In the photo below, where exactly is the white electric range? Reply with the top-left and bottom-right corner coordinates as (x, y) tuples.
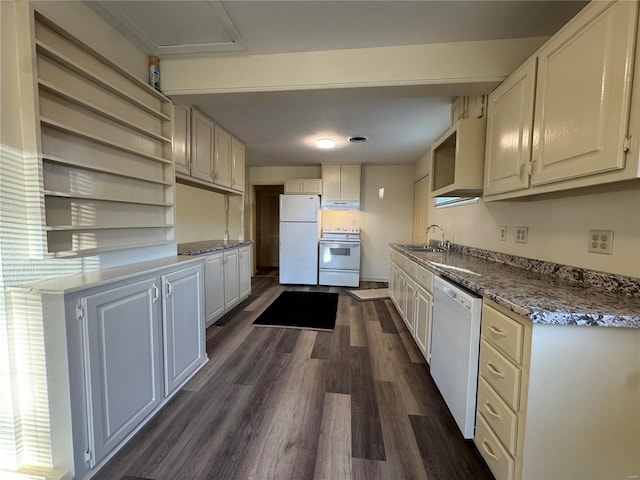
(319, 226), (361, 287)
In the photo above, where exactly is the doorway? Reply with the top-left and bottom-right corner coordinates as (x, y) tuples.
(255, 185), (284, 274)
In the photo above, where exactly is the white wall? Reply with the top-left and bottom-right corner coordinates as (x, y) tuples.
(247, 164), (413, 281)
(322, 165), (415, 281)
(162, 36), (548, 95)
(426, 183), (640, 278)
(175, 184), (241, 243)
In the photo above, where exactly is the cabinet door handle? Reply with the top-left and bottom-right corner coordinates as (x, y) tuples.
(152, 285), (159, 302)
(481, 439), (500, 462)
(488, 324), (507, 337)
(518, 163), (526, 180)
(166, 281), (173, 296)
(483, 401), (502, 420)
(486, 362), (505, 378)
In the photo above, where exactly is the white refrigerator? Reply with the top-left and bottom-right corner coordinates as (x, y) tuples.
(279, 194), (320, 285)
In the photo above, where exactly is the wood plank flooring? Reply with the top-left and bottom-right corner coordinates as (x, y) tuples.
(93, 277), (494, 480)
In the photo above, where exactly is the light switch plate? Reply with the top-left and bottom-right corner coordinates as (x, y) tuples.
(588, 230), (613, 255)
(515, 226), (528, 244)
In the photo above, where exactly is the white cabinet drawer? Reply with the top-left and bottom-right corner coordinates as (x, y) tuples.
(482, 304), (524, 364)
(477, 376), (518, 454)
(480, 339), (521, 410)
(476, 414), (515, 480)
(414, 264), (434, 293)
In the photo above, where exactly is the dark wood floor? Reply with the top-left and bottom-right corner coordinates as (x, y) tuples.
(94, 277), (494, 480)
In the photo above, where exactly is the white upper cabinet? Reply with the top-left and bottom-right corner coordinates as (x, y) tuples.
(172, 104), (190, 176)
(214, 124), (232, 189)
(284, 178), (322, 194)
(175, 108), (246, 194)
(430, 118), (486, 197)
(231, 136), (245, 193)
(340, 164), (361, 201)
(321, 164), (361, 208)
(190, 108), (215, 183)
(484, 59), (537, 196)
(531, 0), (637, 186)
(484, 0), (640, 201)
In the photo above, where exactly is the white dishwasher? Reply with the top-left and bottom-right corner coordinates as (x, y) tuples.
(431, 276), (482, 439)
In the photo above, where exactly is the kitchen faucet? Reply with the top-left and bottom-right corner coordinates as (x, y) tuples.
(425, 224), (447, 251)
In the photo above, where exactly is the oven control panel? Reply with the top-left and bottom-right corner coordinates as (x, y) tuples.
(322, 226), (360, 234)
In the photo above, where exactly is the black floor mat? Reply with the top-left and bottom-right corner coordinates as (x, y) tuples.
(253, 291), (339, 331)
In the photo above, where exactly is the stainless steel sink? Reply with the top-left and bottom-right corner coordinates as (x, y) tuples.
(402, 244), (442, 253)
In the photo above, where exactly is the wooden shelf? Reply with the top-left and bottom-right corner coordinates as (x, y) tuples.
(40, 117), (172, 165)
(38, 80), (171, 143)
(34, 12), (175, 257)
(42, 154), (172, 186)
(50, 240), (173, 258)
(44, 190), (173, 207)
(46, 225), (172, 232)
(35, 41), (171, 121)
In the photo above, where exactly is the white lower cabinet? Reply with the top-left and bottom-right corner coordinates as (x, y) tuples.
(203, 245), (252, 327)
(389, 249), (434, 364)
(239, 245), (252, 299)
(414, 285), (433, 361)
(477, 300), (640, 480)
(404, 277), (417, 335)
(81, 263), (205, 469)
(82, 277), (163, 467)
(205, 253), (225, 323)
(223, 248), (240, 309)
(161, 265), (205, 395)
(24, 259), (207, 478)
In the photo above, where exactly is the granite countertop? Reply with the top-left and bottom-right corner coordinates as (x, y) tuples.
(178, 240), (253, 256)
(391, 244), (640, 328)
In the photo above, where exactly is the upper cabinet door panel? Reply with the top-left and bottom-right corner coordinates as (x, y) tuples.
(321, 164), (341, 201)
(231, 137), (245, 193)
(172, 104), (190, 176)
(484, 58), (537, 196)
(191, 109), (214, 183)
(214, 126), (232, 188)
(340, 164), (361, 201)
(531, 0), (638, 186)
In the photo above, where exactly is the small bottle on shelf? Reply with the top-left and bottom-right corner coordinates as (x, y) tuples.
(149, 55), (160, 90)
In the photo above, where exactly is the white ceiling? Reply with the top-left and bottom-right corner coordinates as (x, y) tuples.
(90, 0), (587, 167)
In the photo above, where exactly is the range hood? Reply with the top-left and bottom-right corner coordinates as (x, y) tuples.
(321, 200), (360, 211)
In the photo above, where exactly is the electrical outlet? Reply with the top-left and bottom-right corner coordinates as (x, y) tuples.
(515, 226), (528, 244)
(588, 230), (613, 255)
(499, 226), (507, 241)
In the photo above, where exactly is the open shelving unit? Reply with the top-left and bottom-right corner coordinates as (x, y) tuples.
(33, 12), (175, 257)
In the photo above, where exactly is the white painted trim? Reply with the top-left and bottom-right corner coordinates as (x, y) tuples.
(87, 1), (246, 58)
(163, 36), (548, 95)
(436, 197), (480, 209)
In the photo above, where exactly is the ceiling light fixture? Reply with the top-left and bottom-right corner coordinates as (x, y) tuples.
(315, 138), (336, 149)
(349, 136), (368, 143)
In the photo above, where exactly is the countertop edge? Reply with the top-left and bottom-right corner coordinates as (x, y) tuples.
(9, 255), (205, 295)
(390, 244), (640, 329)
(177, 240), (254, 256)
